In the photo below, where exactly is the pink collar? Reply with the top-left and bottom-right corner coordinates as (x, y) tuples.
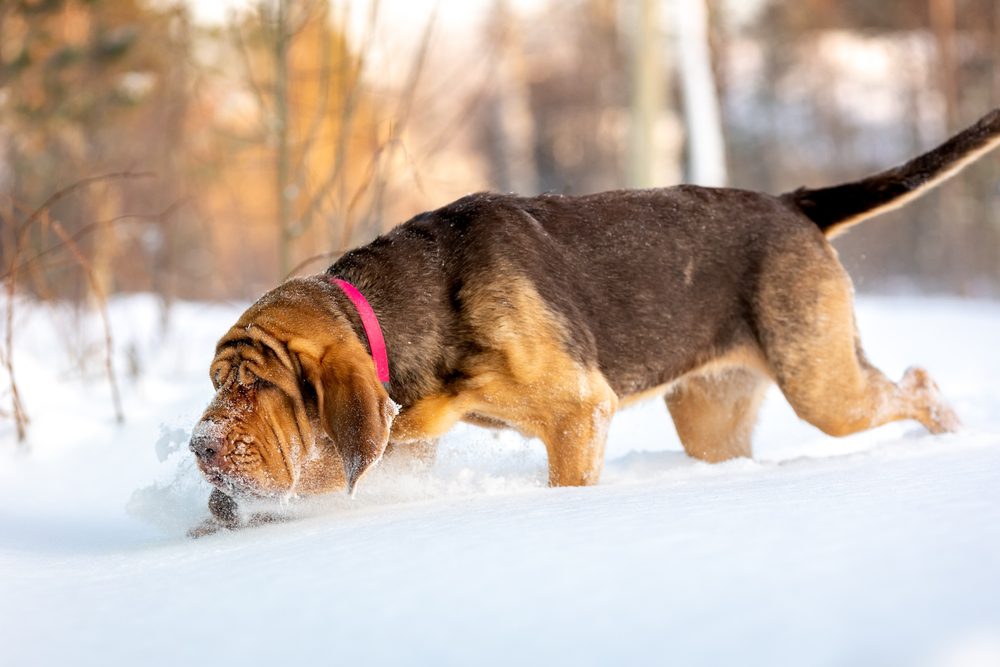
(328, 277), (391, 390)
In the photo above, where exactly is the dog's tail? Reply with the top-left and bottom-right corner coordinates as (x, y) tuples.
(781, 109), (1000, 238)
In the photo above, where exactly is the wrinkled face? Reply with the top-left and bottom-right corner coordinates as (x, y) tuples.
(189, 278), (395, 499)
(190, 329), (316, 498)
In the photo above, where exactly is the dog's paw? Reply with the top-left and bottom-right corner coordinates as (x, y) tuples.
(927, 402), (962, 434)
(247, 512), (289, 527)
(187, 518), (230, 539)
(187, 489), (243, 538)
(208, 488), (241, 526)
(901, 366), (962, 434)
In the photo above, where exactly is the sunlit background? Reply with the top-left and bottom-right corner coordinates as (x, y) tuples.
(2, 0), (998, 305)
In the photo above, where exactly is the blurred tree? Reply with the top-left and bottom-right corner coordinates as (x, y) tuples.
(210, 0), (414, 285)
(523, 0), (628, 194)
(2, 0), (998, 304)
(627, 0), (668, 188)
(0, 0), (190, 301)
(478, 0), (537, 194)
(721, 0), (1000, 294)
(671, 0), (727, 186)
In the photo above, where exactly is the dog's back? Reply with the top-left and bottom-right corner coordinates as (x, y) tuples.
(405, 187), (809, 397)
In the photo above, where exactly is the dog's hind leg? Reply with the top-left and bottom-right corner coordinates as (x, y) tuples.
(756, 239), (960, 437)
(666, 368), (769, 462)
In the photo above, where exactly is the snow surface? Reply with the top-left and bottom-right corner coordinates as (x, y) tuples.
(2, 294), (1000, 666)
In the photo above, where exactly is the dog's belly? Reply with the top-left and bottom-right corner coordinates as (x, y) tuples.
(616, 342), (772, 407)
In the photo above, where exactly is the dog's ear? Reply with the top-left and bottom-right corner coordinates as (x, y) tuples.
(313, 349), (396, 495)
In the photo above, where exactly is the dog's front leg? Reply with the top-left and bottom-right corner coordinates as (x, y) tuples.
(390, 394), (470, 443)
(187, 488), (241, 538)
(478, 367), (621, 487)
(384, 439), (438, 470)
(539, 389), (618, 487)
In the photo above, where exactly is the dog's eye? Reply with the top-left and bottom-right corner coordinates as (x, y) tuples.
(300, 379), (317, 404)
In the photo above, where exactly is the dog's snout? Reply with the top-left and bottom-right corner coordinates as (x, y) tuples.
(190, 433), (220, 463)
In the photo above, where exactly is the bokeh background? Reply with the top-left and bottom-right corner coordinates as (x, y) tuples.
(4, 0), (1000, 298)
(2, 0), (999, 440)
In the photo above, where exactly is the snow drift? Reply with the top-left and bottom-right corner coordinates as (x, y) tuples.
(1, 294), (999, 666)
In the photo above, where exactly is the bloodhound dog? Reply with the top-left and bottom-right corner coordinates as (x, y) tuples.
(188, 109), (1000, 535)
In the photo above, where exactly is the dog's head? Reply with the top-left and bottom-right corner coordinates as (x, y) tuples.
(190, 277), (396, 498)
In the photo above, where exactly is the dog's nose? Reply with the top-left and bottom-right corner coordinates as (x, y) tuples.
(189, 433), (220, 464)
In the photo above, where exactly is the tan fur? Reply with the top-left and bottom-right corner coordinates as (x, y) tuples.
(667, 369), (769, 462)
(656, 239), (960, 462)
(754, 235), (959, 439)
(195, 282), (403, 499)
(391, 275), (618, 486)
(194, 239), (960, 507)
(195, 275), (623, 499)
(656, 242), (959, 464)
(188, 112), (999, 535)
(656, 238), (960, 464)
(656, 345), (771, 462)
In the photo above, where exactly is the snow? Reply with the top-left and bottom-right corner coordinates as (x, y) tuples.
(2, 294), (1000, 666)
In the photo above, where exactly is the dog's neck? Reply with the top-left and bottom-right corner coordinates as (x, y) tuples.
(327, 277), (391, 392)
(325, 230), (460, 408)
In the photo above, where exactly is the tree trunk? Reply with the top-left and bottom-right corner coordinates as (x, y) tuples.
(671, 0), (727, 186)
(929, 0), (966, 292)
(275, 0), (293, 280)
(628, 0), (668, 188)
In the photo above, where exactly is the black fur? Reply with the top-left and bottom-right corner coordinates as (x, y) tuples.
(328, 187), (818, 403)
(783, 109), (1000, 233)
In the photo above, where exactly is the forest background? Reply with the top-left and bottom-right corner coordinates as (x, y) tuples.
(2, 0), (999, 440)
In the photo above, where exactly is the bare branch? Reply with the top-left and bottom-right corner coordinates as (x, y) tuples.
(293, 4), (333, 176)
(290, 0), (383, 240)
(283, 249), (350, 281)
(13, 171), (155, 244)
(2, 262), (29, 443)
(1, 172), (151, 443)
(363, 9), (438, 233)
(230, 19), (273, 122)
(49, 221), (125, 425)
(1, 202), (184, 282)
